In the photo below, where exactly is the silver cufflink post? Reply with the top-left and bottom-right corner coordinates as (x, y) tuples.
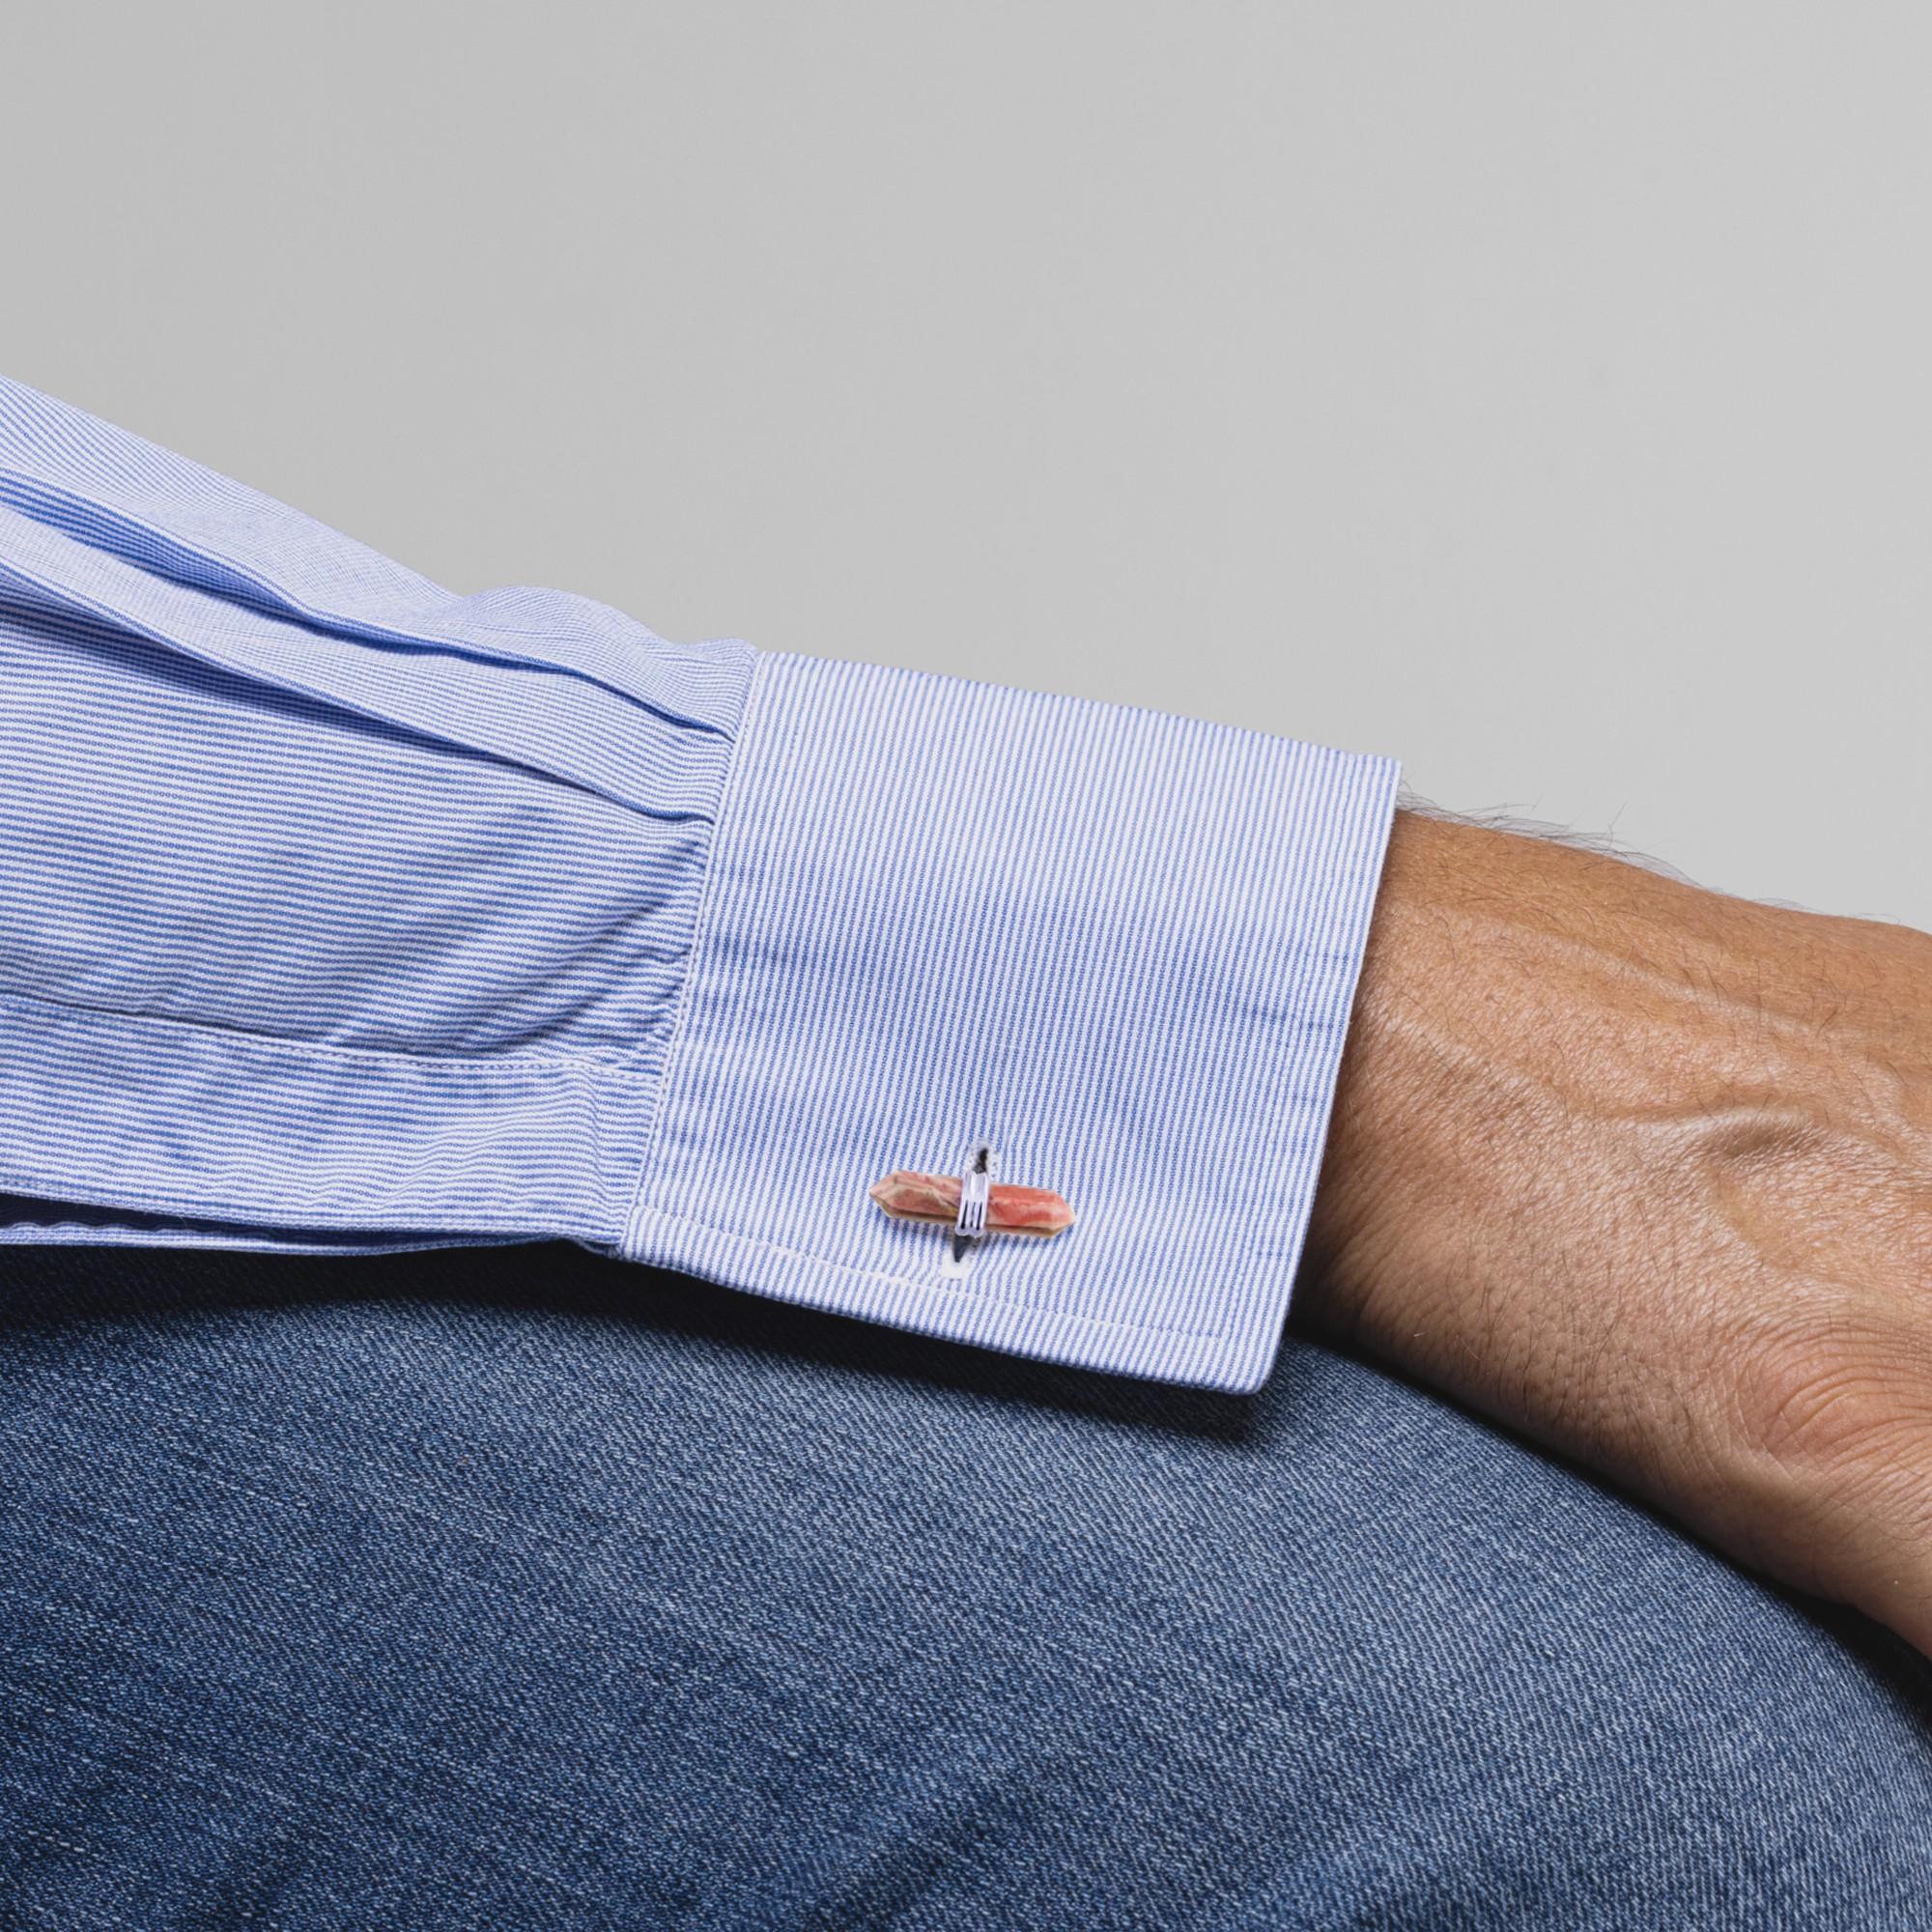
(941, 1142), (993, 1278)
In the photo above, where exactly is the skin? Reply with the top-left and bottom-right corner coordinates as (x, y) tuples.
(1296, 810), (1932, 1660)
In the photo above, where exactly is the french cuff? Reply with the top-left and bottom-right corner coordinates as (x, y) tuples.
(623, 650), (1401, 1395)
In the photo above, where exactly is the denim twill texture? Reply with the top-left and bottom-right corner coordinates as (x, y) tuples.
(0, 1239), (1928, 1928)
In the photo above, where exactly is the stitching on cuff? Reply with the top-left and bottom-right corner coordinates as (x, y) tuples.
(629, 649), (772, 1236)
(0, 988), (663, 1084)
(625, 1201), (1235, 1345)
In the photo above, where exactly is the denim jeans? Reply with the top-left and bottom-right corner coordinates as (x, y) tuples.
(1, 1237), (1927, 1929)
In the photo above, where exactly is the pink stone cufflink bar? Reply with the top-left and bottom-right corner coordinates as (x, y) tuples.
(868, 1161), (1076, 1239)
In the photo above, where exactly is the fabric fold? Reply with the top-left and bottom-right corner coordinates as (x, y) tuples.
(0, 500), (734, 824)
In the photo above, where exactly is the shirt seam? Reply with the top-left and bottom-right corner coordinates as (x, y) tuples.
(0, 1161), (607, 1239)
(0, 987), (663, 1083)
(626, 1200), (1236, 1345)
(628, 650), (771, 1233)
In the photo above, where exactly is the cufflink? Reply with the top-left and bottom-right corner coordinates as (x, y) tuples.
(869, 1145), (1075, 1273)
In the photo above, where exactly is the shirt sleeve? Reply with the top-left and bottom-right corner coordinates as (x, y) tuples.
(0, 376), (1399, 1394)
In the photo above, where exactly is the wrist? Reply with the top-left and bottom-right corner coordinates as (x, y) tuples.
(1302, 811), (1752, 1430)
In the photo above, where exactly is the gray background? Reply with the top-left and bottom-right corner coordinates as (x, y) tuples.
(6, 3), (1925, 926)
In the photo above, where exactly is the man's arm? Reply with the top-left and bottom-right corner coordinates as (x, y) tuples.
(1302, 809), (1932, 1659)
(7, 372), (1928, 1664)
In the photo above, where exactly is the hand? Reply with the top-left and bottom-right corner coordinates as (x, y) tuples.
(1299, 810), (1932, 1659)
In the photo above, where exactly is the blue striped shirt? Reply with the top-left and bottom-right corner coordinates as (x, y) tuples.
(0, 376), (1400, 1393)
